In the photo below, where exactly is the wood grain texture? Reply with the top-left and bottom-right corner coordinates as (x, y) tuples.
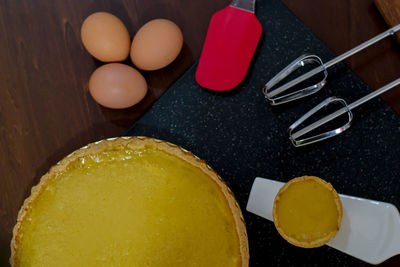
(375, 0), (400, 43)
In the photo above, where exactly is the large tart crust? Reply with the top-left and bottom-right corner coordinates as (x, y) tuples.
(10, 136), (249, 266)
(273, 176), (343, 248)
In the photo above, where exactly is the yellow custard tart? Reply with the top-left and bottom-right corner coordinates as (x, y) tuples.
(11, 137), (248, 267)
(273, 176), (342, 248)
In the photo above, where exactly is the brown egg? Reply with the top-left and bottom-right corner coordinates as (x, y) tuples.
(81, 12), (131, 62)
(89, 63), (147, 109)
(130, 19), (183, 71)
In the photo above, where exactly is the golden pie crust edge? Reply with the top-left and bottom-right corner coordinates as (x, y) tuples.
(272, 176), (343, 248)
(10, 136), (249, 267)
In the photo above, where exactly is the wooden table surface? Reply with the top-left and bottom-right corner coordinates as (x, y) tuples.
(1, 0), (399, 265)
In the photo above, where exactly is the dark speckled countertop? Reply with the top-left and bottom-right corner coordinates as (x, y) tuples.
(125, 0), (400, 265)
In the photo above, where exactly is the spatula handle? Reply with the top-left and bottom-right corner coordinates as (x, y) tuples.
(230, 0), (255, 13)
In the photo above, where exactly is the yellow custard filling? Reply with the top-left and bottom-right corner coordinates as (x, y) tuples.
(273, 176), (342, 248)
(15, 147), (242, 266)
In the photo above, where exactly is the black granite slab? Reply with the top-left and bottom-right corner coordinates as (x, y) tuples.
(125, 0), (400, 266)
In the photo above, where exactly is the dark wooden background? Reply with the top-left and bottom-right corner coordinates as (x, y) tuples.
(0, 0), (399, 266)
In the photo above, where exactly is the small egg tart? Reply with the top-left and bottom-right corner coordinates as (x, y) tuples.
(273, 176), (342, 248)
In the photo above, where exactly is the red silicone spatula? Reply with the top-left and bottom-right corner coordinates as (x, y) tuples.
(195, 0), (262, 91)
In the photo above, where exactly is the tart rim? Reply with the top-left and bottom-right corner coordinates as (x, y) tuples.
(272, 175), (343, 248)
(10, 136), (249, 266)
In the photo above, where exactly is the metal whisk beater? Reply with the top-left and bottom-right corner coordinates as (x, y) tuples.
(263, 24), (400, 147)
